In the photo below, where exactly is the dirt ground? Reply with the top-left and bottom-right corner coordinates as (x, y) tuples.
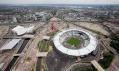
(0, 26), (9, 37)
(75, 22), (109, 36)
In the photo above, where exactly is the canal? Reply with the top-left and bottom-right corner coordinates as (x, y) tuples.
(36, 40), (48, 71)
(5, 38), (30, 71)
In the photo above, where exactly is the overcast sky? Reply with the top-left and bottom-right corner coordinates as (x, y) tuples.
(0, 0), (119, 4)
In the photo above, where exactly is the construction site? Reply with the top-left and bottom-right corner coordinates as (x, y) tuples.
(0, 17), (117, 71)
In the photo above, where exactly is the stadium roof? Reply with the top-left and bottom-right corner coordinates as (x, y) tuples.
(12, 25), (34, 36)
(53, 28), (97, 56)
(0, 39), (21, 51)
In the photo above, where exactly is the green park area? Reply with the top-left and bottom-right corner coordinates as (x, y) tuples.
(110, 33), (119, 53)
(99, 52), (114, 69)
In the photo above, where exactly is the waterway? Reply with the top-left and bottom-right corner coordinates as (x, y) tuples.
(5, 38), (30, 71)
(36, 40), (48, 71)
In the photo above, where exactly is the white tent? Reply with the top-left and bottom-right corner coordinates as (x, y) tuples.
(12, 25), (34, 36)
(0, 39), (21, 51)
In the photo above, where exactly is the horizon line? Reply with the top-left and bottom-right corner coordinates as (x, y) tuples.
(0, 4), (119, 5)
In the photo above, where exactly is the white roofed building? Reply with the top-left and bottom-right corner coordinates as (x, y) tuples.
(0, 39), (21, 51)
(12, 25), (35, 36)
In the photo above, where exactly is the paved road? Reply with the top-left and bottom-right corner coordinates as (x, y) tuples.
(100, 38), (119, 71)
(106, 55), (119, 71)
(0, 21), (46, 26)
(0, 21), (99, 25)
(101, 39), (118, 55)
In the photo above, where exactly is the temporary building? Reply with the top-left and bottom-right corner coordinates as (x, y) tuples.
(12, 25), (34, 36)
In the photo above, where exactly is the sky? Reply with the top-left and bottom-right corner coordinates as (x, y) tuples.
(0, 0), (119, 4)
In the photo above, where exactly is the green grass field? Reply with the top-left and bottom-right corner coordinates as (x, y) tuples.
(67, 37), (80, 47)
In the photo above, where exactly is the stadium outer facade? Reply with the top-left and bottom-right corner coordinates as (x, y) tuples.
(53, 28), (98, 57)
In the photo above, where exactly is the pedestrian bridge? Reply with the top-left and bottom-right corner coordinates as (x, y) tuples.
(36, 52), (48, 57)
(13, 54), (22, 56)
(91, 60), (105, 71)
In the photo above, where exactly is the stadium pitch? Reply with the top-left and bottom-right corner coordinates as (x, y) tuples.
(67, 37), (80, 47)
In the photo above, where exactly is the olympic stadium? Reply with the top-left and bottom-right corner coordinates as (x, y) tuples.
(53, 28), (97, 57)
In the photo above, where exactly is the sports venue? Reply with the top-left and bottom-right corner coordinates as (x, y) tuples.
(53, 28), (97, 56)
